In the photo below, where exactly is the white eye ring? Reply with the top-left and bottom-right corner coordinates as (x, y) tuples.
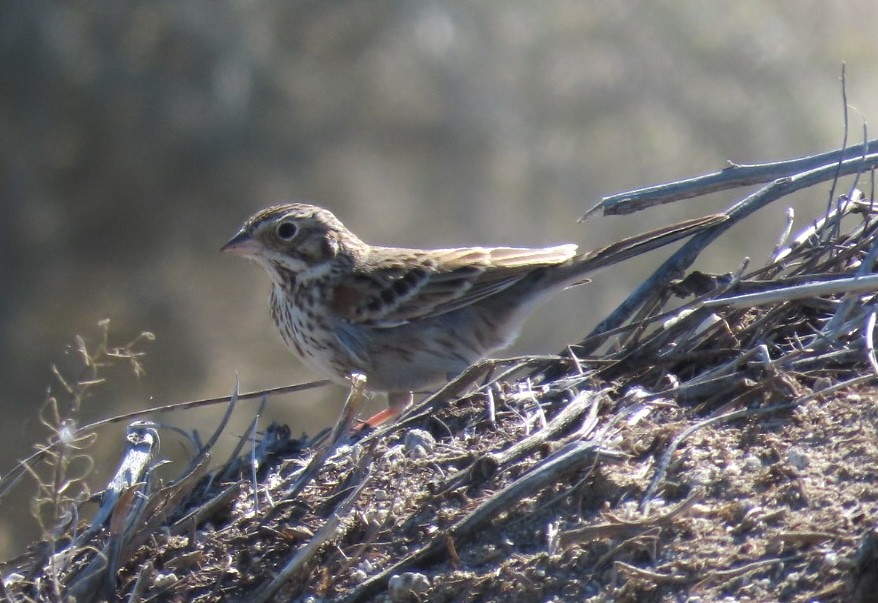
(276, 220), (298, 241)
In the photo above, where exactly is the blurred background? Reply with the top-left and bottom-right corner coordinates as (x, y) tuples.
(2, 1), (878, 556)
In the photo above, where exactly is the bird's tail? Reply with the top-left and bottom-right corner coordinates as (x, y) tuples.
(553, 212), (728, 287)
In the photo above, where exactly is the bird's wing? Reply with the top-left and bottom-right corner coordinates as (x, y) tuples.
(329, 245), (577, 327)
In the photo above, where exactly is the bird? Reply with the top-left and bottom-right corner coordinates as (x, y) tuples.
(222, 203), (725, 427)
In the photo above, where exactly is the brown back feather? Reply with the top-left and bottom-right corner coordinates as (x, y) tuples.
(330, 245), (577, 326)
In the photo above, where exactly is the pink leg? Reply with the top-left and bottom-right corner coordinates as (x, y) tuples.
(358, 391), (413, 429)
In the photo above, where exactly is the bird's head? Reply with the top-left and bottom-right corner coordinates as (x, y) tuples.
(222, 203), (364, 280)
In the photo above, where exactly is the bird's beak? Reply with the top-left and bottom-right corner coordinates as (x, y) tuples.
(221, 230), (259, 257)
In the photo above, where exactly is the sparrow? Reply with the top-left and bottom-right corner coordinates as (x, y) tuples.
(223, 203), (724, 426)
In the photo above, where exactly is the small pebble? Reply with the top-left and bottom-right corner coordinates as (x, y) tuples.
(404, 429), (436, 456)
(153, 572), (178, 589)
(388, 572), (431, 602)
(742, 454), (763, 472)
(787, 447), (808, 470)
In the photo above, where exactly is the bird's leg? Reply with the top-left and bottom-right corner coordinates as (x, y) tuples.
(359, 391), (414, 429)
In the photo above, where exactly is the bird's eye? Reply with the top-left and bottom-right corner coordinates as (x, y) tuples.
(276, 220), (298, 241)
